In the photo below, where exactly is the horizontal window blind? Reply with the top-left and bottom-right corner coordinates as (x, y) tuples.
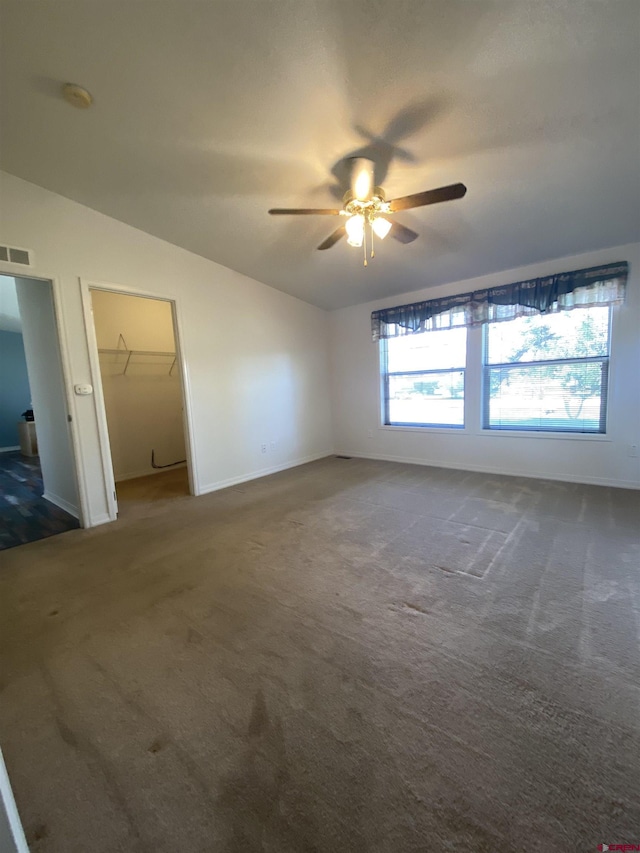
(483, 306), (610, 434)
(484, 359), (608, 432)
(383, 327), (467, 428)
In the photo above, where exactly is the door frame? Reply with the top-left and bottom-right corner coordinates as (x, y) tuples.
(80, 278), (198, 520)
(0, 268), (88, 527)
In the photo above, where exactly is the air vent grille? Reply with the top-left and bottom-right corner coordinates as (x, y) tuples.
(0, 244), (32, 266)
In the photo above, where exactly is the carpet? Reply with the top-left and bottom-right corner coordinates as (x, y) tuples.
(0, 457), (639, 852)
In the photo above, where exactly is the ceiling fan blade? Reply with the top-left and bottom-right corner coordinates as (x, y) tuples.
(268, 207), (342, 215)
(317, 226), (346, 250)
(390, 221), (419, 244)
(388, 183), (467, 212)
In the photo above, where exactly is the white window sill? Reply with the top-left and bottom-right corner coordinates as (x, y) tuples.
(378, 424), (611, 442)
(379, 424), (465, 436)
(472, 429), (611, 442)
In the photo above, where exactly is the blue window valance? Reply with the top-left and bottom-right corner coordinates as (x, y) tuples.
(371, 261), (628, 341)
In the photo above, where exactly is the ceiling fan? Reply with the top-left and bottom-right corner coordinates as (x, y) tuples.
(268, 157), (467, 265)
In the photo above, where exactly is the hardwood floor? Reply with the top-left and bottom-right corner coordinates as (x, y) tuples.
(0, 451), (79, 551)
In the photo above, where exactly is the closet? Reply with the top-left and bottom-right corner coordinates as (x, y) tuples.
(91, 290), (188, 488)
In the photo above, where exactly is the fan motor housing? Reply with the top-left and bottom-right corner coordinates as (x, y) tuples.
(342, 187), (389, 218)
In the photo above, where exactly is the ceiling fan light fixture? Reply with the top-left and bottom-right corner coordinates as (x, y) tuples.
(351, 157), (375, 202)
(268, 159), (466, 262)
(345, 214), (365, 247)
(371, 216), (392, 239)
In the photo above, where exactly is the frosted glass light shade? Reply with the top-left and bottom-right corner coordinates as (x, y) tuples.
(372, 217), (392, 239)
(345, 214), (365, 247)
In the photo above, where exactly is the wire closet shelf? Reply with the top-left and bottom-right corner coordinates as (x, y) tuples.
(98, 334), (177, 375)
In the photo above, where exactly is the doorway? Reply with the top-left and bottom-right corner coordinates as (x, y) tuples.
(0, 275), (80, 550)
(88, 287), (193, 518)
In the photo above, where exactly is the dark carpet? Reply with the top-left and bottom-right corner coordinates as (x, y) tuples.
(0, 451), (80, 551)
(0, 457), (639, 852)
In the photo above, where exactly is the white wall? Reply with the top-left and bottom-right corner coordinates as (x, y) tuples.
(0, 171), (333, 526)
(92, 290), (186, 481)
(330, 243), (640, 489)
(14, 276), (80, 514)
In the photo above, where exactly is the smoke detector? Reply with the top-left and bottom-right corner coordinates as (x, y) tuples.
(62, 83), (93, 109)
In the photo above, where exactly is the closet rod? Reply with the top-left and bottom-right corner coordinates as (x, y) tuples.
(97, 348), (177, 375)
(98, 348), (175, 356)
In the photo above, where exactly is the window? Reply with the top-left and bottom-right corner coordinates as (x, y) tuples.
(374, 261), (625, 437)
(382, 326), (467, 428)
(483, 306), (611, 433)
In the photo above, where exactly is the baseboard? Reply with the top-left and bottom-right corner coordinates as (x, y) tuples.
(338, 450), (640, 491)
(115, 462), (187, 483)
(198, 451), (334, 496)
(88, 512), (113, 527)
(42, 491), (80, 518)
(0, 445), (20, 453)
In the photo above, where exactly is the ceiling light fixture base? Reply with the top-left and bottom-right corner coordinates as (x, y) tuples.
(62, 83), (93, 109)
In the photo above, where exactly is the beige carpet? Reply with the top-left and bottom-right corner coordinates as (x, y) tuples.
(1, 457), (639, 852)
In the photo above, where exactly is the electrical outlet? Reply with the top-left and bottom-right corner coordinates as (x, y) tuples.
(260, 443), (267, 454)
(270, 440), (276, 451)
(367, 429), (373, 438)
(628, 444), (639, 458)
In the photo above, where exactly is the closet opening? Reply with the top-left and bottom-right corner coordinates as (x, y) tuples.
(87, 287), (194, 519)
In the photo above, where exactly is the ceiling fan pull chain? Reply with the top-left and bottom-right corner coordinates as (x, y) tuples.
(370, 221), (375, 259)
(363, 225), (368, 267)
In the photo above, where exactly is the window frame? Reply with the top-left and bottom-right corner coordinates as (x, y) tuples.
(380, 330), (467, 430)
(480, 307), (612, 435)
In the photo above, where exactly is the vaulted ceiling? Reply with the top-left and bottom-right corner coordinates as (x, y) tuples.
(1, 1), (639, 309)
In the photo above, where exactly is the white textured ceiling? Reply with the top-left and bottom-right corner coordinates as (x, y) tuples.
(1, 1), (639, 310)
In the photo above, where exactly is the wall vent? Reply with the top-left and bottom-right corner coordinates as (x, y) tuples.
(0, 244), (33, 267)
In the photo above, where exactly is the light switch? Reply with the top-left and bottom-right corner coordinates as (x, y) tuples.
(74, 384), (93, 396)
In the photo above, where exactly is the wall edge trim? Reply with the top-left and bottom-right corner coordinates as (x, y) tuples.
(42, 490), (80, 517)
(115, 464), (187, 483)
(87, 512), (112, 527)
(198, 451), (334, 496)
(0, 748), (29, 853)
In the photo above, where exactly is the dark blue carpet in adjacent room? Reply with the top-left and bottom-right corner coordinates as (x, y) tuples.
(0, 451), (79, 551)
